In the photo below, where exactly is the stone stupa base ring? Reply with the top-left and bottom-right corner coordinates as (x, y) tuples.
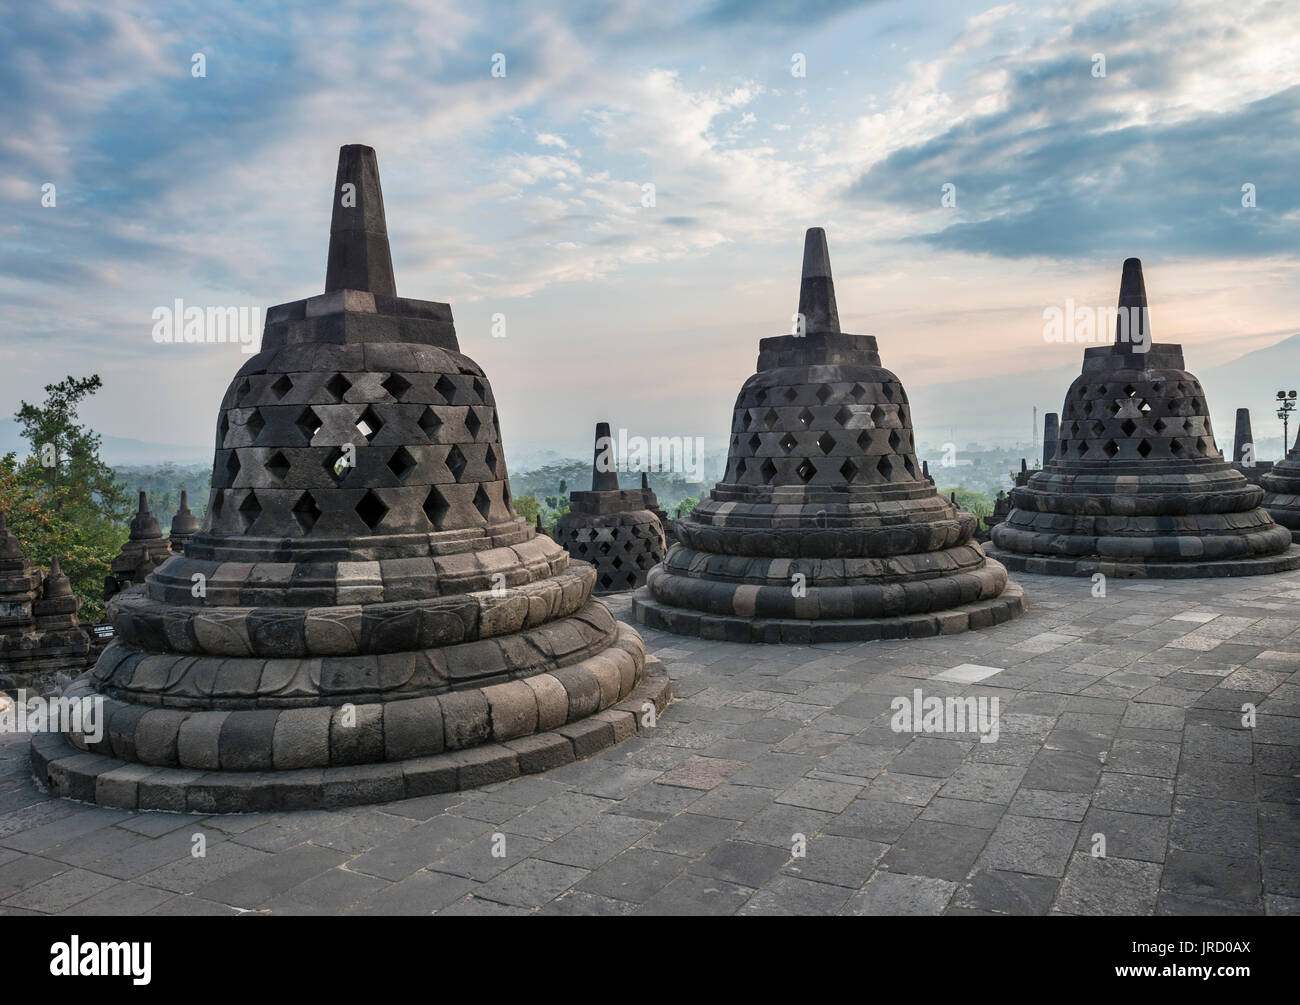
(30, 652), (672, 812)
(632, 580), (1024, 644)
(983, 542), (1300, 579)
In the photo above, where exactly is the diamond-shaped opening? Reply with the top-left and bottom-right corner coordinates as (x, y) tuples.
(473, 485), (491, 521)
(265, 450), (290, 480)
(218, 413), (229, 445)
(237, 490), (261, 531)
(850, 383), (867, 402)
(903, 456), (917, 478)
(1197, 437), (1209, 455)
(270, 375), (293, 400)
(1108, 401), (1122, 416)
(1104, 439), (1119, 458)
(236, 377), (252, 402)
(1190, 398), (1201, 412)
(1137, 439), (1152, 458)
(1121, 419), (1137, 437)
(1077, 385), (1088, 397)
(1170, 438), (1183, 455)
(1124, 384), (1137, 397)
(435, 374), (458, 402)
(1183, 419), (1194, 434)
(611, 555), (624, 569)
(1092, 421), (1106, 436)
(815, 384), (832, 404)
(888, 429), (902, 452)
(1077, 439), (1089, 456)
(764, 408), (780, 429)
(1151, 381), (1163, 393)
(485, 444), (498, 475)
(323, 446), (351, 482)
(731, 435), (739, 449)
(857, 429), (872, 451)
(291, 491), (320, 534)
(465, 408), (482, 439)
(760, 458), (778, 484)
(472, 377), (486, 401)
(386, 447), (416, 482)
(876, 455), (892, 480)
(755, 387), (768, 405)
(381, 373), (412, 401)
(735, 458), (748, 479)
(325, 373), (352, 402)
(355, 405), (384, 443)
(797, 408), (814, 427)
(599, 573), (614, 590)
(882, 383), (895, 402)
(742, 411), (753, 431)
(296, 406), (322, 445)
(355, 490), (388, 531)
(211, 492), (224, 519)
(418, 407), (442, 440)
(598, 541), (612, 555)
(779, 432), (798, 453)
(870, 404), (886, 426)
(834, 405), (852, 427)
(1097, 385), (1107, 396)
(795, 458), (816, 483)
(840, 457), (859, 482)
(747, 433), (762, 452)
(1153, 417), (1166, 433)
(623, 539), (634, 552)
(897, 406), (908, 425)
(225, 451), (241, 484)
(816, 432), (836, 455)
(246, 408), (265, 441)
(422, 486), (449, 528)
(445, 444), (467, 480)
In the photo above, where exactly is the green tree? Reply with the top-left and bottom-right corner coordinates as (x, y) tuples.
(941, 486), (993, 521)
(513, 493), (541, 526)
(676, 496), (699, 519)
(1, 375), (132, 620)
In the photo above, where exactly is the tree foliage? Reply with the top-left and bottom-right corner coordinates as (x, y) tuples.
(1, 376), (132, 621)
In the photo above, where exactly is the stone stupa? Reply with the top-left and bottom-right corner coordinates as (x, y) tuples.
(554, 423), (667, 594)
(168, 490), (201, 551)
(33, 144), (670, 812)
(1261, 425), (1300, 542)
(632, 228), (1026, 643)
(103, 492), (172, 602)
(988, 258), (1300, 577)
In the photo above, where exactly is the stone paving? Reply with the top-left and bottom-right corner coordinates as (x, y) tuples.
(1, 568), (1297, 916)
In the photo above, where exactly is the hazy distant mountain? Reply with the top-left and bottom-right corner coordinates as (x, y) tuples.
(0, 418), (212, 466)
(906, 332), (1300, 454)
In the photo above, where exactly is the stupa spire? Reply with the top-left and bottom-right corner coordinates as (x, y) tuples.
(1115, 257), (1150, 350)
(797, 227), (840, 335)
(591, 421), (620, 492)
(325, 144), (396, 296)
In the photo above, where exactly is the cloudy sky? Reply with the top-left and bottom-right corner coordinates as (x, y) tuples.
(2, 0), (1298, 463)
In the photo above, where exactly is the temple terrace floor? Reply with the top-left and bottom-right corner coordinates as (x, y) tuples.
(1, 568), (1297, 916)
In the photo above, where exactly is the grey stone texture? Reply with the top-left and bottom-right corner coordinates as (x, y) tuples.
(633, 228), (1026, 643)
(1261, 416), (1300, 543)
(32, 144), (664, 811)
(0, 516), (92, 692)
(3, 568), (1299, 914)
(554, 423), (667, 594)
(990, 258), (1300, 578)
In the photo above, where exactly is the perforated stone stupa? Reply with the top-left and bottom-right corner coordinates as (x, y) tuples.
(32, 145), (670, 812)
(988, 259), (1300, 577)
(1261, 426), (1300, 542)
(555, 423), (666, 593)
(632, 228), (1026, 643)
